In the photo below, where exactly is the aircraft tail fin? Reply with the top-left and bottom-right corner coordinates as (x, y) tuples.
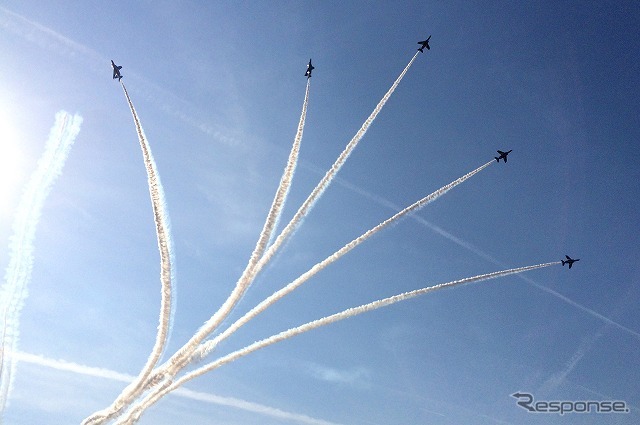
(495, 157), (500, 162)
(561, 260), (566, 266)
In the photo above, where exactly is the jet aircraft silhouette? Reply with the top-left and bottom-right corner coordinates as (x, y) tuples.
(562, 255), (580, 269)
(495, 150), (512, 163)
(111, 60), (123, 81)
(305, 59), (314, 78)
(418, 36), (431, 52)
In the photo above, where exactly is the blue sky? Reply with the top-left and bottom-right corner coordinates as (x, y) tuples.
(1, 1), (639, 424)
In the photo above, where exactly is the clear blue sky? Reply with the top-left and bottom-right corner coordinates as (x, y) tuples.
(0, 1), (638, 424)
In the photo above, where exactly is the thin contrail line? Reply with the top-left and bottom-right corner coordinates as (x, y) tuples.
(13, 352), (341, 425)
(122, 263), (557, 423)
(0, 111), (82, 416)
(195, 160), (494, 360)
(524, 276), (640, 339)
(81, 84), (175, 425)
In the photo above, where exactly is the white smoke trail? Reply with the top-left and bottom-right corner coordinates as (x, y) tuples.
(268, 78), (312, 248)
(108, 52), (420, 421)
(81, 84), (175, 425)
(151, 78), (313, 383)
(0, 111), (82, 415)
(336, 179), (640, 342)
(251, 77), (311, 271)
(86, 78), (310, 424)
(121, 262), (558, 423)
(127, 54), (429, 411)
(195, 159), (494, 360)
(161, 53), (419, 373)
(255, 52), (420, 274)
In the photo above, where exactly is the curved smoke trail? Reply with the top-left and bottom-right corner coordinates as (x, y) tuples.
(148, 78), (313, 382)
(88, 79), (311, 424)
(104, 51), (421, 421)
(157, 53), (418, 389)
(268, 78), (312, 247)
(82, 83), (175, 425)
(120, 262), (558, 423)
(195, 159), (494, 360)
(116, 53), (422, 418)
(0, 111), (82, 415)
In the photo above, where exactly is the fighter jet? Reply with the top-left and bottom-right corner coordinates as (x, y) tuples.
(495, 150), (512, 163)
(305, 59), (314, 78)
(111, 60), (123, 81)
(562, 255), (580, 269)
(417, 36), (431, 53)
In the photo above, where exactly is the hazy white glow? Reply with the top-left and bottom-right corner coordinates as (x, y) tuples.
(0, 111), (82, 413)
